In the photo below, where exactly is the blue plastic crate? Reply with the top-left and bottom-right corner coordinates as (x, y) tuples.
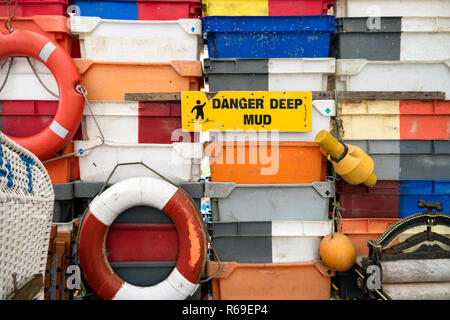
(399, 180), (450, 218)
(203, 15), (335, 58)
(72, 0), (138, 20)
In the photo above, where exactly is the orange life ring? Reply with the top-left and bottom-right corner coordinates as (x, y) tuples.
(78, 177), (208, 300)
(0, 29), (83, 160)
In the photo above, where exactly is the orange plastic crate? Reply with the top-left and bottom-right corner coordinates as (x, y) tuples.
(73, 59), (203, 101)
(206, 141), (327, 184)
(341, 218), (400, 255)
(206, 261), (334, 300)
(0, 15), (75, 54)
(44, 142), (77, 183)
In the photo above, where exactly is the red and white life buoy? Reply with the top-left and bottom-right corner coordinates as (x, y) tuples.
(78, 177), (208, 300)
(0, 29), (83, 160)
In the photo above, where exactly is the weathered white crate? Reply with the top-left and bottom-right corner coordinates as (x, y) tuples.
(0, 58), (57, 101)
(336, 59), (450, 99)
(75, 139), (203, 185)
(268, 58), (335, 91)
(69, 16), (202, 62)
(335, 0), (450, 18)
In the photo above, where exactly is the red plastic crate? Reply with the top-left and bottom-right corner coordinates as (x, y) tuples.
(268, 0), (334, 15)
(1, 100), (81, 183)
(0, 0), (68, 17)
(337, 180), (400, 219)
(106, 223), (179, 262)
(0, 100), (82, 139)
(1, 100), (57, 137)
(400, 100), (450, 140)
(137, 0), (202, 20)
(138, 101), (197, 144)
(0, 15), (74, 54)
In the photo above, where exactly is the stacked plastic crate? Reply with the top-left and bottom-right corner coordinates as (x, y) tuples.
(331, 0), (450, 257)
(67, 0), (204, 299)
(201, 0), (338, 300)
(0, 1), (83, 224)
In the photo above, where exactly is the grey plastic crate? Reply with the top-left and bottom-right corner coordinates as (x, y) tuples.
(205, 181), (334, 222)
(348, 140), (450, 180)
(53, 183), (74, 200)
(73, 181), (204, 224)
(209, 221), (272, 263)
(204, 58), (268, 91)
(53, 183), (76, 223)
(209, 220), (331, 263)
(108, 261), (202, 300)
(74, 181), (204, 207)
(331, 17), (401, 60)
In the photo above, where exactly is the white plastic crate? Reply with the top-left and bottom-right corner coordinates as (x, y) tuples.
(400, 17), (450, 61)
(82, 101), (191, 144)
(69, 16), (202, 63)
(209, 100), (335, 142)
(82, 101), (140, 143)
(271, 220), (332, 263)
(268, 58), (335, 91)
(335, 0), (450, 18)
(0, 57), (57, 101)
(336, 59), (450, 99)
(75, 139), (203, 185)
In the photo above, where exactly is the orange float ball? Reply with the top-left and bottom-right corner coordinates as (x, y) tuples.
(320, 232), (356, 272)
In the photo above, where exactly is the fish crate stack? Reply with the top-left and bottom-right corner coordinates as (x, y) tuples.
(200, 0), (338, 300)
(0, 2), (83, 228)
(65, 0), (204, 299)
(330, 0), (450, 299)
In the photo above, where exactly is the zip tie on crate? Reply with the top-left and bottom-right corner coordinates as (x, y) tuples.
(41, 143), (102, 164)
(73, 162), (179, 297)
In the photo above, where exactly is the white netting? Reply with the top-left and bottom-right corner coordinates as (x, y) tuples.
(0, 132), (54, 300)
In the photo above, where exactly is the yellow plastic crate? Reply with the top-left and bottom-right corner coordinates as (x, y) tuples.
(203, 0), (268, 16)
(337, 100), (400, 140)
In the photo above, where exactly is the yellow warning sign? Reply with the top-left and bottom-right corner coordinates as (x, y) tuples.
(182, 91), (312, 132)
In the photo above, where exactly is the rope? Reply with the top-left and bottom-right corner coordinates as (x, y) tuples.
(4, 0), (17, 33)
(0, 57), (60, 98)
(0, 57), (14, 93)
(42, 85), (106, 164)
(25, 58), (59, 98)
(199, 236), (222, 284)
(75, 85), (105, 143)
(331, 89), (344, 236)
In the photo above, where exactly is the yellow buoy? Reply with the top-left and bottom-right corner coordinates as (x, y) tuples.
(320, 233), (356, 272)
(315, 130), (377, 187)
